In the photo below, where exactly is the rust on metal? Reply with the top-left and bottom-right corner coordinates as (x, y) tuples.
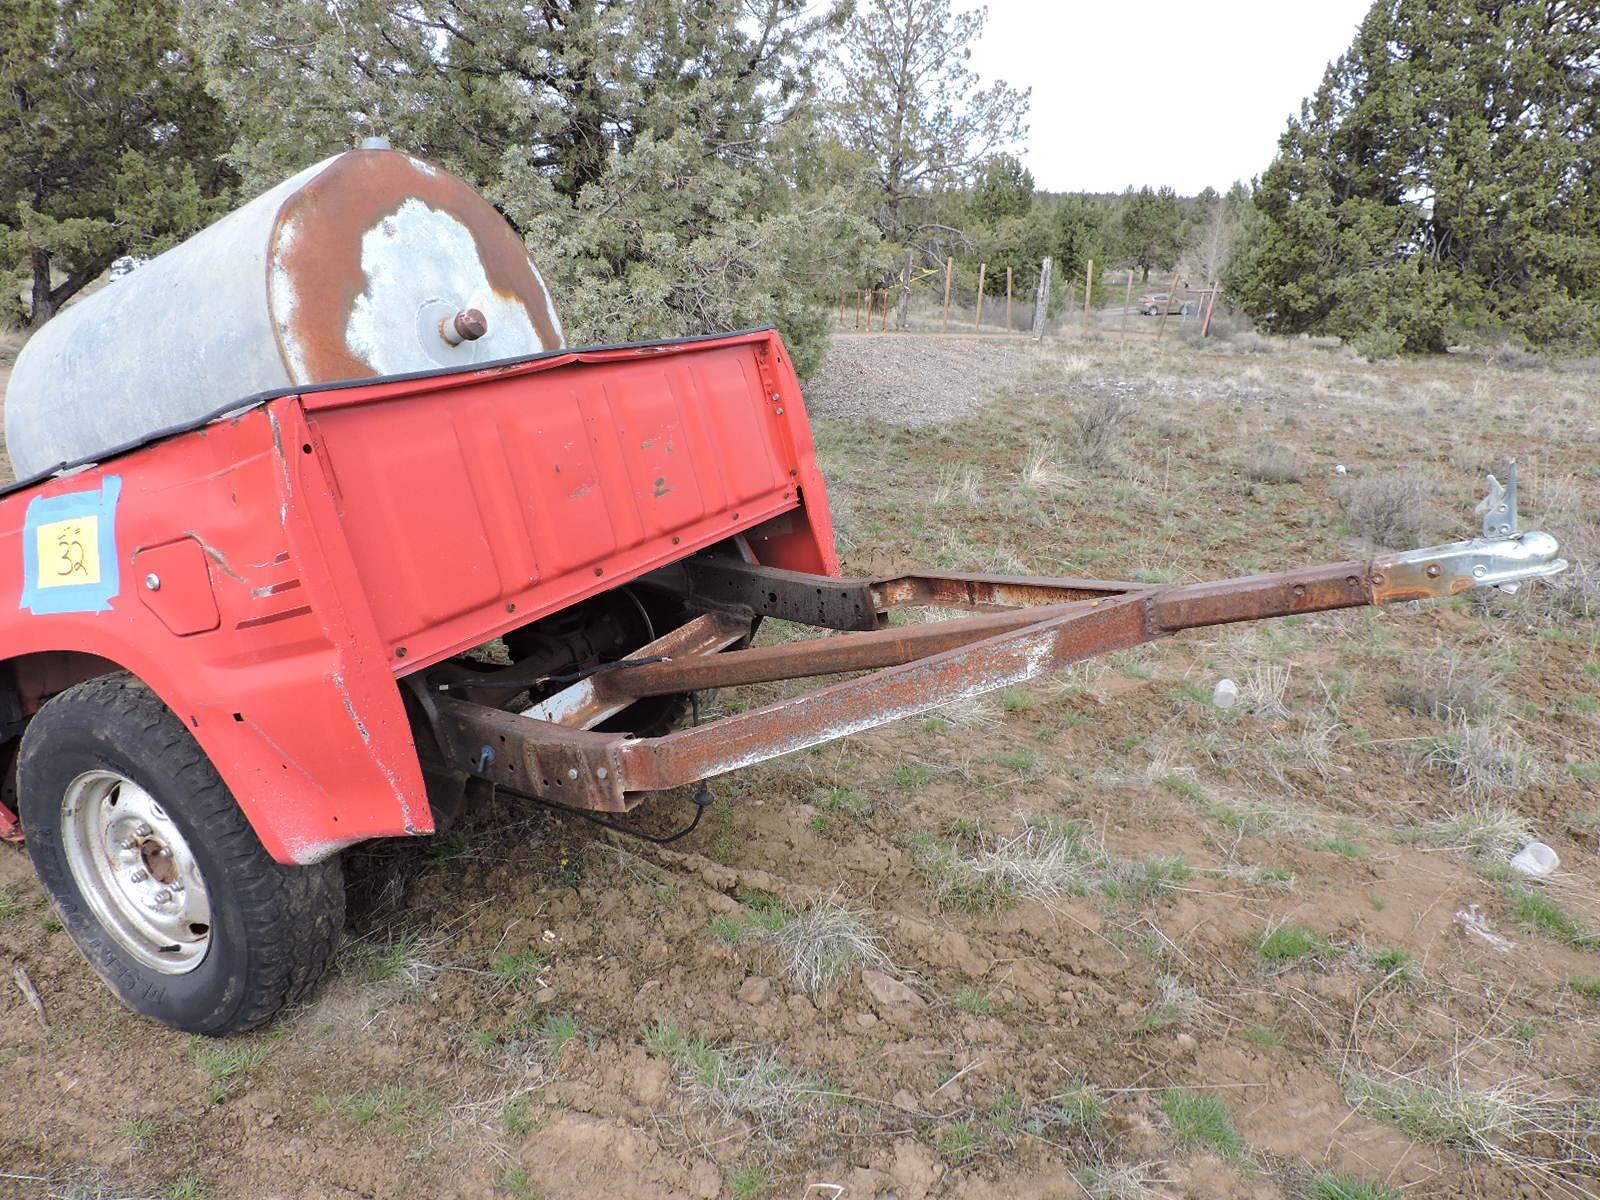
(873, 571), (1142, 610)
(616, 596), (1153, 795)
(267, 150), (562, 381)
(1148, 562), (1373, 631)
(591, 598), (1111, 700)
(1367, 555), (1475, 604)
(422, 556), (1461, 815)
(446, 308), (488, 344)
(640, 557), (883, 630)
(526, 611), (753, 727)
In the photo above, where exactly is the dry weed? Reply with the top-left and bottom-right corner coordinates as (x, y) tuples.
(1070, 393), (1134, 467)
(1337, 472), (1429, 548)
(1389, 652), (1504, 723)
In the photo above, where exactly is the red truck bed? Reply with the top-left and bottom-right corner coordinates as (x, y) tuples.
(0, 328), (837, 863)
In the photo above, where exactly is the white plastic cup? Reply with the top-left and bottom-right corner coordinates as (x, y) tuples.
(1212, 678), (1239, 709)
(1509, 842), (1559, 878)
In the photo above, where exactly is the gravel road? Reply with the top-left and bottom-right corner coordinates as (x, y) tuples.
(802, 332), (1032, 425)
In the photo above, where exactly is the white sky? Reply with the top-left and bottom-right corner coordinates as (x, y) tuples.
(964, 0), (1373, 194)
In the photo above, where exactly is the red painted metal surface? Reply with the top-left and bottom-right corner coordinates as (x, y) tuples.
(0, 329), (838, 863)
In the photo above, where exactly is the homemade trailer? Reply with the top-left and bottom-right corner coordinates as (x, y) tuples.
(0, 152), (1565, 1035)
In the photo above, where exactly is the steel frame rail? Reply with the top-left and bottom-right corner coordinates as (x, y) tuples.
(427, 528), (1563, 816)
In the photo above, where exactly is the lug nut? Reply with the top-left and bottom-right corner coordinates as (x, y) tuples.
(134, 823), (152, 837)
(130, 869), (148, 883)
(153, 889), (172, 904)
(119, 837), (138, 851)
(171, 880), (184, 893)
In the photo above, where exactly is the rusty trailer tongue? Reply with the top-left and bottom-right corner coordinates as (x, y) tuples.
(422, 479), (1564, 827)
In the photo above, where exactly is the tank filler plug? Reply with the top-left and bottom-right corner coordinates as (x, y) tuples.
(440, 308), (488, 346)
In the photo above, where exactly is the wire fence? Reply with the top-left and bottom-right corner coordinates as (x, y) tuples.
(837, 259), (1224, 341)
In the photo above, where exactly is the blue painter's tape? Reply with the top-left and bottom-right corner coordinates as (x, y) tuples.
(21, 476), (123, 615)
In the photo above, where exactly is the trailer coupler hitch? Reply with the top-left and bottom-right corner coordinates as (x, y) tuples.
(1369, 462), (1566, 603)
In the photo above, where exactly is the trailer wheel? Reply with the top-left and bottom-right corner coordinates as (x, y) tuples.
(17, 674), (343, 1035)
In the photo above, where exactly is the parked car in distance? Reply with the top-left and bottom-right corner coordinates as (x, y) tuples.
(1139, 292), (1192, 316)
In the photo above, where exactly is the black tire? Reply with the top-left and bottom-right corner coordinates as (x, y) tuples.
(18, 674), (343, 1035)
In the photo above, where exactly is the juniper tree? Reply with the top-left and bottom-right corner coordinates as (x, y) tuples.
(1226, 0), (1600, 352)
(0, 0), (236, 327)
(830, 0), (1029, 241)
(183, 0), (880, 372)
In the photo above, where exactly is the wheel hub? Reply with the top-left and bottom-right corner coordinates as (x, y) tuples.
(60, 770), (212, 974)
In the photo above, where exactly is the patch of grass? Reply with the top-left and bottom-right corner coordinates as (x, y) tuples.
(1344, 1069), (1522, 1151)
(728, 1163), (772, 1199)
(169, 1178), (205, 1200)
(1159, 773), (1207, 802)
(491, 949), (549, 985)
(1069, 393), (1135, 467)
(707, 893), (789, 945)
(1421, 724), (1538, 797)
(193, 1042), (266, 1082)
(956, 986), (992, 1014)
(1412, 803), (1532, 861)
(1244, 1025), (1280, 1046)
(1313, 837), (1366, 860)
(314, 1086), (440, 1133)
(1078, 1161), (1164, 1200)
(1509, 887), (1600, 949)
(1388, 652), (1503, 723)
(354, 931), (437, 985)
(1158, 1088), (1245, 1161)
(539, 1012), (580, 1053)
(1000, 689), (1038, 713)
(892, 762), (936, 788)
(502, 1095), (536, 1137)
(771, 894), (890, 996)
(644, 1017), (689, 1060)
(1244, 443), (1303, 484)
(1031, 1081), (1106, 1131)
(114, 1116), (161, 1145)
(1569, 976), (1600, 1000)
(815, 786), (872, 817)
(498, 1165), (541, 1199)
(1306, 1172), (1400, 1200)
(1255, 924), (1333, 964)
(994, 747), (1036, 773)
(933, 1119), (990, 1164)
(1101, 855), (1193, 903)
(0, 890), (21, 920)
(1369, 946), (1419, 985)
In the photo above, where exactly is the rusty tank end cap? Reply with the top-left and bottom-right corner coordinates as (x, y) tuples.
(440, 308), (488, 346)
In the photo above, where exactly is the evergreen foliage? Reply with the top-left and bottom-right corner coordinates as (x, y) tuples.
(1226, 0), (1600, 352)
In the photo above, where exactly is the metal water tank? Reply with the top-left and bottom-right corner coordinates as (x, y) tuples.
(5, 148), (566, 479)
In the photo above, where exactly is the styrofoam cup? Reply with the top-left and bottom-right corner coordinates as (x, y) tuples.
(1509, 842), (1559, 878)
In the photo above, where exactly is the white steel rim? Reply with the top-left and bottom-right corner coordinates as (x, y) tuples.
(60, 770), (212, 974)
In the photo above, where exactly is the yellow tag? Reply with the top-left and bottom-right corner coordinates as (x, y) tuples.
(36, 515), (102, 588)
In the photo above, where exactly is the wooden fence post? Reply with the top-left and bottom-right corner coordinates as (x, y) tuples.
(1201, 282), (1220, 338)
(1005, 266), (1013, 331)
(973, 262), (987, 330)
(1120, 269), (1134, 340)
(941, 257), (954, 332)
(855, 290), (863, 329)
(896, 249), (913, 331)
(1083, 259), (1095, 333)
(880, 290), (890, 331)
(1156, 272), (1182, 337)
(1031, 256), (1053, 340)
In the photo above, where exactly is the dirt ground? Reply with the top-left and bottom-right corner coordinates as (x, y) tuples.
(3, 328), (1599, 1200)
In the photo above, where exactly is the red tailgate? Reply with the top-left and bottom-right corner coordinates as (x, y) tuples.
(300, 331), (832, 669)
